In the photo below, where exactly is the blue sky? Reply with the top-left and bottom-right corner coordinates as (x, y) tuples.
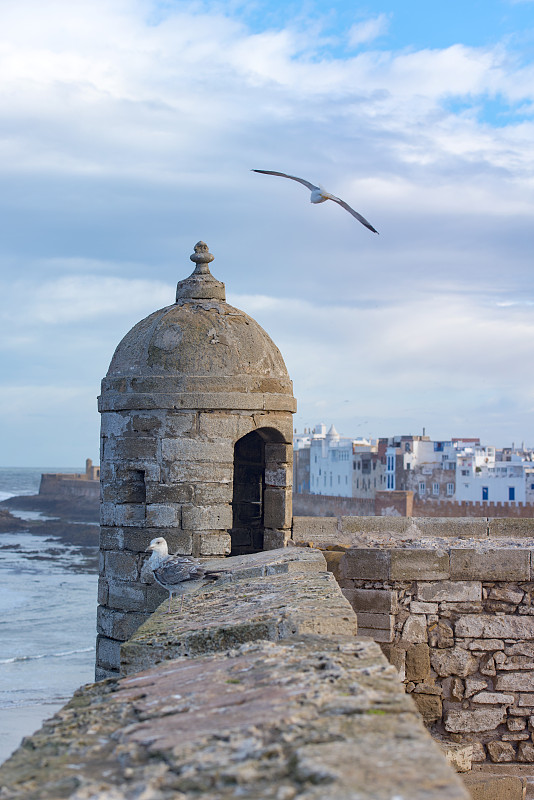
(0, 0), (533, 465)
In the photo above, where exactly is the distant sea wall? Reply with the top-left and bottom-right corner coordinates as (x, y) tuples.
(39, 473), (100, 501)
(292, 492), (374, 517)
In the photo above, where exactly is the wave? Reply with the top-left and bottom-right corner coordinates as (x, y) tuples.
(0, 646), (94, 665)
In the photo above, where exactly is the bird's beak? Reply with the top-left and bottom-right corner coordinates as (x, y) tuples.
(145, 544), (154, 552)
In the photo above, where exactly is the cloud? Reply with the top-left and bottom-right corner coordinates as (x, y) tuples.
(0, 0), (533, 462)
(348, 14), (390, 47)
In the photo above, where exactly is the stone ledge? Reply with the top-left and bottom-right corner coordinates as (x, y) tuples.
(0, 636), (469, 800)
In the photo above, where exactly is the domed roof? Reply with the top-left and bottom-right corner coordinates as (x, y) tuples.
(100, 242), (295, 413)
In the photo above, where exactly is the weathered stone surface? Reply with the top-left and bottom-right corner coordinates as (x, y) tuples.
(487, 741), (516, 762)
(417, 580), (482, 602)
(495, 673), (534, 691)
(341, 548), (391, 580)
(489, 518), (534, 538)
(455, 614), (534, 639)
(411, 693), (443, 724)
(357, 612), (394, 631)
(0, 635), (469, 800)
(464, 678), (489, 697)
(471, 692), (515, 705)
(390, 549), (449, 580)
(431, 647), (478, 677)
(517, 741), (534, 761)
(438, 742), (473, 773)
(121, 560), (355, 676)
(445, 708), (506, 732)
(411, 601), (438, 614)
(345, 588), (398, 613)
(401, 614), (428, 644)
(406, 643), (431, 682)
(340, 515), (410, 534)
(463, 772), (526, 800)
(469, 639), (505, 651)
(450, 549), (530, 580)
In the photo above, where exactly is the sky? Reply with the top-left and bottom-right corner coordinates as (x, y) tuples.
(1, 0), (534, 466)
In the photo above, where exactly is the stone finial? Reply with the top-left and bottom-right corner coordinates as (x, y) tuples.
(190, 241), (215, 271)
(176, 241), (225, 302)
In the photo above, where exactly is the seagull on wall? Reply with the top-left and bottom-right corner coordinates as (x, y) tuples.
(252, 170), (379, 234)
(145, 537), (231, 613)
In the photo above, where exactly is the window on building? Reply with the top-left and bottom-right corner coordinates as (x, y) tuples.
(482, 486), (488, 501)
(387, 474), (395, 489)
(337, 475), (340, 484)
(419, 482), (426, 495)
(461, 470), (469, 476)
(432, 483), (439, 496)
(356, 478), (359, 488)
(509, 487), (515, 501)
(447, 483), (454, 496)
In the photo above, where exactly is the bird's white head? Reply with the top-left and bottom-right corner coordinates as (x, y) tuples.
(145, 537), (169, 557)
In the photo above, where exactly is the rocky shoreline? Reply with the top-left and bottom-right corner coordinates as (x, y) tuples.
(0, 499), (99, 551)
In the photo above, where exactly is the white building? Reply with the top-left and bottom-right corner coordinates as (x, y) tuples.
(455, 446), (527, 503)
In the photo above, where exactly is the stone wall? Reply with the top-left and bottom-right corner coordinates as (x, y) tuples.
(0, 547), (469, 800)
(322, 526), (534, 766)
(292, 492), (374, 518)
(38, 473), (99, 500)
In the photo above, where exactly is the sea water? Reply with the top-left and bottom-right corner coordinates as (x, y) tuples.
(0, 467), (98, 763)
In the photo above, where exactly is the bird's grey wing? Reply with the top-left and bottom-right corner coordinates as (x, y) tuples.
(252, 170), (318, 192)
(329, 196), (379, 234)
(154, 558), (203, 586)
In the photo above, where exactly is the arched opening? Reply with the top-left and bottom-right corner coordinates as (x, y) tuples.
(230, 427), (290, 555)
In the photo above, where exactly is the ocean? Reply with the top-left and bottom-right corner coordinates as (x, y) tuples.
(0, 467), (98, 764)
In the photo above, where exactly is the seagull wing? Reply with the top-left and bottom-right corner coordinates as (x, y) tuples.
(252, 170), (318, 192)
(154, 556), (204, 587)
(328, 195), (379, 234)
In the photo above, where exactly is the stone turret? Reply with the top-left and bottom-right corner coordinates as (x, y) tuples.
(96, 242), (296, 678)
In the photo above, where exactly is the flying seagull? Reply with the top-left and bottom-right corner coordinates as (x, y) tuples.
(145, 537), (230, 613)
(252, 169), (379, 234)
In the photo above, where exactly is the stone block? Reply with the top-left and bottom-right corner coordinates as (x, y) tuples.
(163, 412), (196, 436)
(518, 694), (534, 706)
(489, 518), (534, 538)
(400, 615), (427, 644)
(489, 586), (524, 604)
(96, 634), (122, 672)
(517, 741), (534, 761)
(450, 548), (530, 580)
(107, 580), (147, 611)
(145, 483), (194, 504)
(100, 411), (129, 437)
(264, 466), (289, 487)
(411, 693), (442, 723)
(431, 647), (478, 677)
(463, 773), (526, 800)
(263, 529), (291, 550)
(104, 550), (140, 581)
(357, 627), (394, 643)
(292, 516), (339, 545)
(347, 589), (398, 614)
(162, 437), (234, 463)
(495, 673), (534, 692)
(405, 643), (431, 682)
(264, 442), (292, 463)
(340, 515), (409, 534)
(198, 533), (232, 556)
(357, 613), (394, 631)
(105, 435), (158, 462)
(169, 461), (233, 484)
(469, 640), (505, 651)
(263, 486), (291, 529)
(145, 503), (181, 528)
(417, 580), (482, 602)
(410, 517), (487, 538)
(379, 644), (406, 678)
(99, 527), (125, 550)
(445, 708), (506, 732)
(487, 741), (516, 763)
(98, 577), (109, 605)
(390, 549), (449, 580)
(456, 614), (534, 640)
(322, 550), (345, 581)
(97, 607), (149, 641)
(471, 691), (515, 705)
(101, 502), (146, 527)
(410, 601), (438, 614)
(341, 549), (390, 580)
(438, 742), (473, 773)
(193, 482), (232, 505)
(182, 504), (232, 531)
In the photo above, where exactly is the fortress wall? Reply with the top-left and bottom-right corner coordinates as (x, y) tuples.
(327, 539), (534, 766)
(0, 547), (468, 800)
(38, 473), (100, 500)
(414, 498), (534, 518)
(292, 491), (374, 518)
